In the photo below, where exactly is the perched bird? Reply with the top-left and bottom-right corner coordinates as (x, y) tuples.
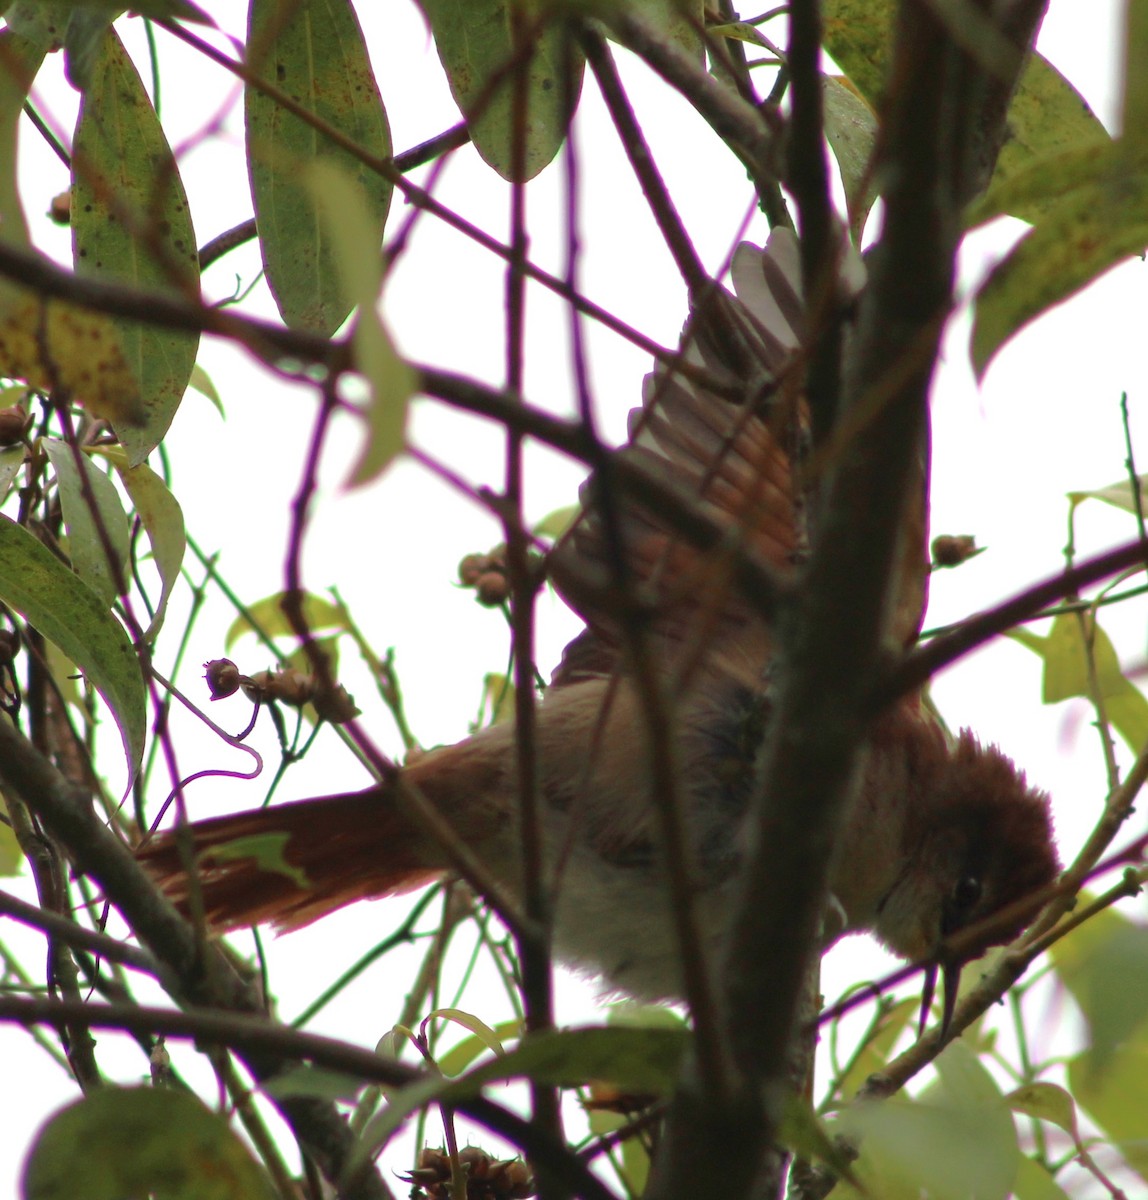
(139, 229), (1057, 1034)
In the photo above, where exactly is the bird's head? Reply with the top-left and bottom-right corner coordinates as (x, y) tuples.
(873, 731), (1059, 1037)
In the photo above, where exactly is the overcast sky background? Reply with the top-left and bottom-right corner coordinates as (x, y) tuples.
(2, 1), (1146, 1195)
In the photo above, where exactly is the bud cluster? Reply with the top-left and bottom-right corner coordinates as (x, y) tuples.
(203, 657), (359, 724)
(402, 1146), (534, 1200)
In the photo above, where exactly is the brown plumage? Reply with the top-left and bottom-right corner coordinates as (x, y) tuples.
(138, 229), (1058, 1026)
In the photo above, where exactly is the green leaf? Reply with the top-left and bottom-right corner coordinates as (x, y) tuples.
(427, 1007), (508, 1057)
(22, 1086), (273, 1200)
(108, 454), (186, 641)
(0, 514), (144, 779)
(188, 362), (225, 416)
(225, 589), (345, 650)
(1006, 613), (1148, 753)
(628, 0), (704, 63)
(420, 0), (584, 181)
(436, 1019), (524, 1078)
(0, 28), (45, 259)
(1067, 1041), (1148, 1186)
(246, 0), (392, 335)
(303, 158), (413, 484)
(1011, 1155), (1072, 1200)
(533, 503), (579, 542)
(0, 444), (25, 502)
(0, 815), (21, 875)
(1068, 474), (1148, 515)
(1049, 903), (1148, 1075)
(71, 27), (200, 463)
(1005, 1081), (1078, 1137)
(823, 0), (1108, 224)
(1121, 0), (1148, 156)
(201, 833), (310, 890)
(479, 671), (515, 727)
(978, 52), (1109, 225)
(353, 1025), (689, 1166)
(822, 75), (877, 244)
(43, 438), (131, 606)
(836, 1041), (1018, 1200)
(970, 145), (1148, 378)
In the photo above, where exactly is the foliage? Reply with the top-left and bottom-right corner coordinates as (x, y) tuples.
(0, 1), (1145, 1199)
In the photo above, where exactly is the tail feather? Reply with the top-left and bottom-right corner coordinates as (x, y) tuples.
(138, 788), (442, 931)
(138, 732), (512, 932)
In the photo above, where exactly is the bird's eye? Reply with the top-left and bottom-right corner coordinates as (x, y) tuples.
(951, 874), (982, 913)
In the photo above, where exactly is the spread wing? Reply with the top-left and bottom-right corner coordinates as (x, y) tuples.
(547, 227), (930, 688)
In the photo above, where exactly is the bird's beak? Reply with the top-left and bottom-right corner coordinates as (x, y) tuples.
(918, 962), (937, 1036)
(918, 959), (962, 1039)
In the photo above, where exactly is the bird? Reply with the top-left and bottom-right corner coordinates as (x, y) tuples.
(138, 227), (1058, 1036)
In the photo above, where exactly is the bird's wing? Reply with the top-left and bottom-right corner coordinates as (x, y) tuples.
(549, 229), (805, 687)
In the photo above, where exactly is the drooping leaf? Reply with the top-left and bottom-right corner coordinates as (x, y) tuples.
(0, 30), (141, 420)
(302, 157), (413, 483)
(22, 1086), (273, 1200)
(1008, 613), (1148, 753)
(246, 0), (392, 335)
(0, 514), (145, 780)
(72, 27), (200, 462)
(43, 438), (132, 606)
(0, 444), (24, 501)
(426, 1007), (508, 1057)
(822, 0), (1108, 223)
(822, 75), (878, 244)
(436, 1019), (524, 1078)
(0, 27), (44, 254)
(628, 0), (704, 63)
(1067, 1041), (1148, 1186)
(970, 144), (1148, 378)
(93, 446), (187, 640)
(419, 0), (584, 181)
(225, 589), (345, 650)
(1050, 903), (1148, 1076)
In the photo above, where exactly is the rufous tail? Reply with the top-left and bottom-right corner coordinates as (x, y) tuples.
(137, 736), (508, 932)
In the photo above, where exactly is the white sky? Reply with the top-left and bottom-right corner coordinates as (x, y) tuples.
(2, 1), (1146, 1196)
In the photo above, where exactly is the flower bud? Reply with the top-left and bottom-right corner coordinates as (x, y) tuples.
(204, 658), (241, 700)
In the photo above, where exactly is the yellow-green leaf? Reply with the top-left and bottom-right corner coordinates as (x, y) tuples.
(1007, 613), (1148, 753)
(202, 833), (309, 890)
(246, 0), (392, 335)
(1005, 1081), (1078, 1137)
(971, 146), (1148, 378)
(0, 812), (20, 876)
(225, 589), (345, 650)
(1050, 904), (1148, 1075)
(823, 0), (1108, 224)
(823, 75), (877, 244)
(1067, 1041), (1148, 1186)
(304, 158), (413, 484)
(1011, 1155), (1072, 1200)
(0, 513), (145, 779)
(420, 0), (584, 181)
(72, 27), (200, 462)
(353, 1024), (690, 1168)
(94, 446), (187, 640)
(43, 438), (131, 606)
(23, 1086), (273, 1200)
